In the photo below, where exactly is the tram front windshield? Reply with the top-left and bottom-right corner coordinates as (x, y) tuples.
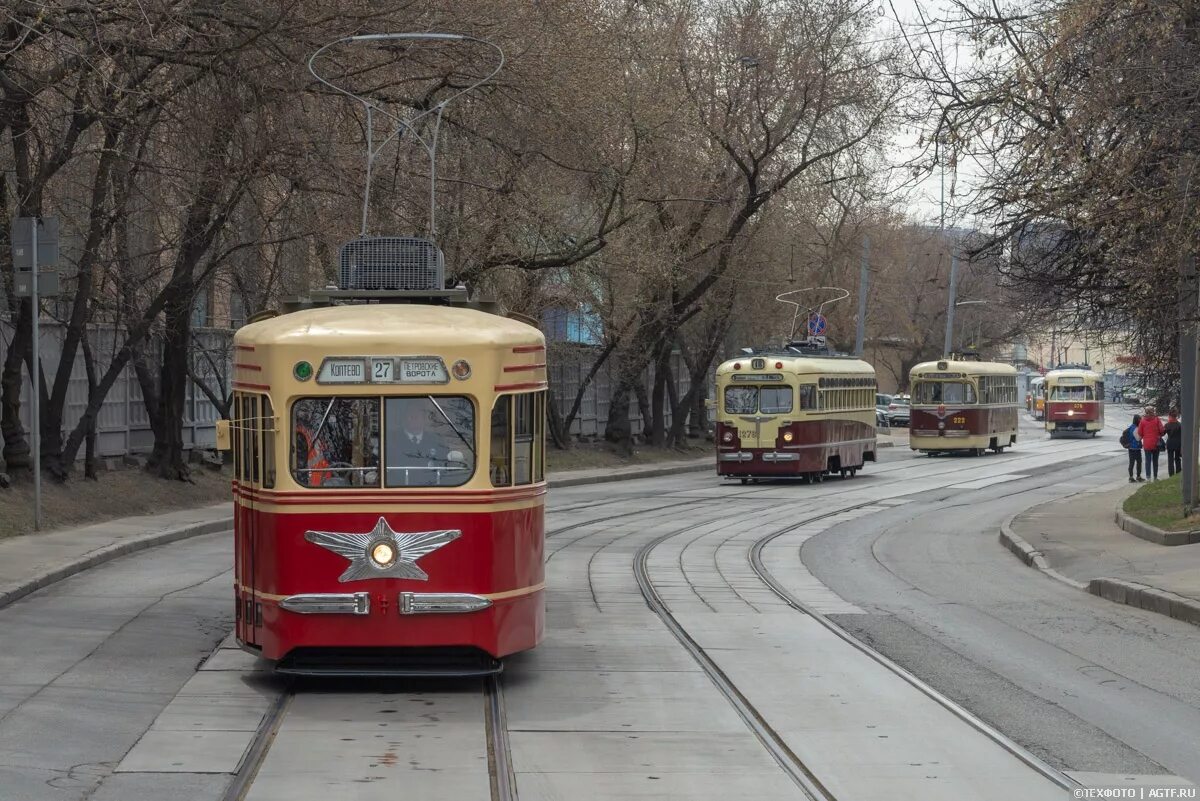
(913, 381), (977, 405)
(724, 386), (793, 414)
(292, 395), (475, 488)
(1049, 385), (1094, 401)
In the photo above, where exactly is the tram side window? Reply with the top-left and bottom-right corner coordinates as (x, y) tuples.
(534, 394), (545, 483)
(262, 397), (276, 489)
(514, 394), (534, 484)
(491, 396), (512, 487)
(249, 395), (260, 483)
(292, 397), (381, 488)
(798, 385), (816, 410)
(231, 393), (242, 481)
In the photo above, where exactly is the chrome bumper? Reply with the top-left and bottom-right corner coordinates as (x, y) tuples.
(278, 591), (493, 615)
(399, 592), (492, 614)
(280, 593), (371, 615)
(719, 452), (754, 462)
(761, 452), (799, 462)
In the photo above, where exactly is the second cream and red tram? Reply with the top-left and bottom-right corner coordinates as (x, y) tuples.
(715, 352), (877, 483)
(1044, 366), (1104, 437)
(909, 357), (1020, 455)
(220, 303), (546, 675)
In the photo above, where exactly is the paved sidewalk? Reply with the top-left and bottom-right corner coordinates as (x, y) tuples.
(1005, 482), (1200, 625)
(0, 456), (715, 611)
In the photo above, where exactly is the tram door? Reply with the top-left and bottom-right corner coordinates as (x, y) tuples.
(235, 394), (270, 648)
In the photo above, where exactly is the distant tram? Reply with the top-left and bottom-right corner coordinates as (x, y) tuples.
(715, 345), (877, 483)
(220, 289), (546, 676)
(1028, 376), (1046, 419)
(1044, 365), (1104, 437)
(909, 355), (1019, 455)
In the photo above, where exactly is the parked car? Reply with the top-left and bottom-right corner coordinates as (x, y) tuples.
(875, 393), (892, 428)
(887, 394), (911, 427)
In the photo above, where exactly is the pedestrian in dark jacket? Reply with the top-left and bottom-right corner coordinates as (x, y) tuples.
(1138, 406), (1165, 480)
(1126, 414), (1143, 482)
(1165, 409), (1183, 477)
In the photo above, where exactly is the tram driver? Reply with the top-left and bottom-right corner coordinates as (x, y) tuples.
(385, 397), (472, 486)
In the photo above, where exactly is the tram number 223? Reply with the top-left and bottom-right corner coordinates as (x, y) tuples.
(951, 416), (967, 424)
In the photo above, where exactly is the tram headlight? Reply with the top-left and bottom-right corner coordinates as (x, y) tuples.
(782, 431), (794, 442)
(722, 430), (734, 443)
(369, 542), (397, 568)
(1067, 409), (1075, 416)
(938, 421), (946, 430)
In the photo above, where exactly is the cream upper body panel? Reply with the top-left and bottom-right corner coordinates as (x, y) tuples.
(910, 359), (1017, 379)
(715, 355), (876, 381)
(1044, 368), (1102, 387)
(233, 305), (545, 398)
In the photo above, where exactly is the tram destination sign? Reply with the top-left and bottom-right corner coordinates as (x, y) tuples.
(922, 372), (965, 379)
(317, 356), (450, 385)
(731, 373), (784, 382)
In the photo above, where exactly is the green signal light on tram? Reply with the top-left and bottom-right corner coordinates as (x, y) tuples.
(294, 361), (313, 381)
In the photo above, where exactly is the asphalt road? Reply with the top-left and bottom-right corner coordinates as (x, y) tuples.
(2, 411), (1197, 800)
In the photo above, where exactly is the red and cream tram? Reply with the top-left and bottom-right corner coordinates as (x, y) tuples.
(1044, 365), (1104, 437)
(909, 356), (1019, 455)
(218, 296), (546, 675)
(715, 347), (877, 483)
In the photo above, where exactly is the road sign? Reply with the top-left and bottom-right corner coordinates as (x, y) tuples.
(11, 217), (59, 270)
(807, 313), (828, 336)
(13, 270), (59, 297)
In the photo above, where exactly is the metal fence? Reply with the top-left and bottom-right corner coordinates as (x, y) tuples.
(0, 319), (231, 461)
(0, 321), (698, 464)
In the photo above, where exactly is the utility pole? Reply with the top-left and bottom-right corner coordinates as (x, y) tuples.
(855, 237), (869, 357)
(943, 250), (958, 356)
(1180, 249), (1198, 511)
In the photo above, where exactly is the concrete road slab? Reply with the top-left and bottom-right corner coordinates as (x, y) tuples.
(89, 772), (231, 801)
(149, 693), (272, 732)
(508, 730), (783, 773)
(515, 770), (806, 800)
(279, 689), (483, 731)
(504, 669), (746, 732)
(115, 728), (253, 773)
(199, 647), (267, 672)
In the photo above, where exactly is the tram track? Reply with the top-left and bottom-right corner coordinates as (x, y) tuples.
(624, 473), (1090, 797)
(221, 690), (293, 801)
(485, 675), (517, 801)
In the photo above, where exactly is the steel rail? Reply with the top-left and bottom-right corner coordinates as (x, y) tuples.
(747, 518), (1083, 793)
(220, 689), (293, 801)
(485, 675), (518, 801)
(632, 512), (859, 801)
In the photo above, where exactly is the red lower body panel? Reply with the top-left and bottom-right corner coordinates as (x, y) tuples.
(234, 500), (544, 663)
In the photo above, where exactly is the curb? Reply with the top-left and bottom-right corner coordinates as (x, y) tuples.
(999, 514), (1200, 628)
(1114, 505), (1200, 546)
(0, 516), (233, 612)
(1086, 578), (1200, 627)
(548, 460), (711, 488)
(0, 459), (713, 611)
(997, 516), (1087, 590)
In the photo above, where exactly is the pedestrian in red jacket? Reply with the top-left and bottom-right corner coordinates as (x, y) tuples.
(1138, 406), (1166, 480)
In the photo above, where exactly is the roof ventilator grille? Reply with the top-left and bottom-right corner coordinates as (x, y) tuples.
(337, 236), (445, 291)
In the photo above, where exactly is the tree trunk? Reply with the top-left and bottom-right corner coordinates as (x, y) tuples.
(650, 349), (670, 447)
(604, 380), (634, 454)
(150, 279), (193, 481)
(634, 377), (651, 442)
(1, 302), (32, 472)
(82, 334), (99, 480)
